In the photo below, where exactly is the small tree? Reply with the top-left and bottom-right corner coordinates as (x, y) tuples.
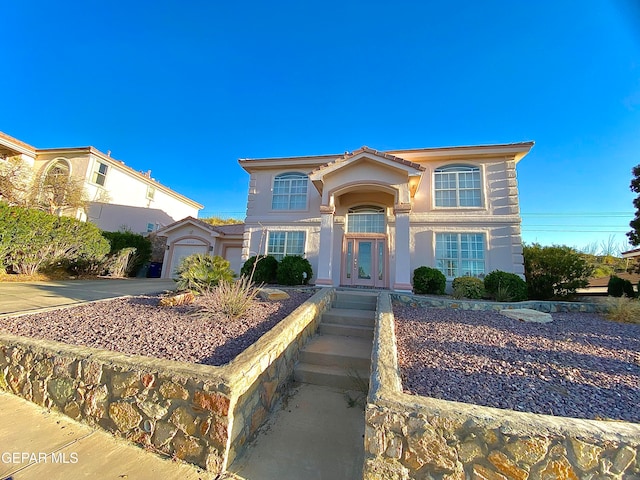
(523, 243), (593, 300)
(628, 164), (640, 246)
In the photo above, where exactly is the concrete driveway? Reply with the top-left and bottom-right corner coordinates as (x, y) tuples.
(0, 278), (176, 316)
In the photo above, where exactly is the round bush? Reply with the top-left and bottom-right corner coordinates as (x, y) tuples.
(452, 276), (485, 299)
(607, 275), (635, 298)
(483, 270), (528, 302)
(276, 256), (313, 286)
(240, 255), (279, 284)
(412, 266), (446, 295)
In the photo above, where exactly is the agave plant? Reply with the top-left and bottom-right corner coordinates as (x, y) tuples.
(175, 254), (235, 293)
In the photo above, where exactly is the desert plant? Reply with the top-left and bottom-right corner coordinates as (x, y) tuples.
(103, 247), (137, 278)
(484, 270), (528, 302)
(276, 256), (313, 286)
(102, 230), (152, 276)
(412, 266), (446, 295)
(241, 255), (279, 284)
(175, 254), (235, 293)
(452, 276), (485, 299)
(523, 243), (593, 299)
(603, 296), (640, 324)
(195, 276), (259, 320)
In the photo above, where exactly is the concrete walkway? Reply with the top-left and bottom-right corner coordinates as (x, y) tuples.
(0, 279), (367, 479)
(0, 391), (212, 480)
(0, 278), (176, 316)
(228, 384), (365, 480)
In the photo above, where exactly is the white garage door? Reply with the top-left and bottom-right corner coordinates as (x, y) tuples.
(170, 244), (208, 278)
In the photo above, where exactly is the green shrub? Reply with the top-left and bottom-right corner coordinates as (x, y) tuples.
(276, 256), (312, 286)
(607, 275), (635, 298)
(175, 254), (235, 293)
(102, 231), (152, 276)
(413, 267), (446, 295)
(195, 276), (259, 320)
(603, 296), (640, 323)
(523, 243), (593, 300)
(452, 276), (485, 299)
(241, 255), (279, 284)
(484, 270), (528, 302)
(0, 204), (109, 275)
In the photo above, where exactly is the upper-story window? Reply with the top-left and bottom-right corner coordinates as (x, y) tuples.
(272, 172), (308, 210)
(92, 161), (108, 186)
(347, 206), (386, 233)
(146, 185), (156, 200)
(434, 165), (481, 207)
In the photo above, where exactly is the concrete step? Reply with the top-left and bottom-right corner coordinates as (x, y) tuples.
(334, 292), (377, 311)
(294, 363), (370, 390)
(322, 308), (375, 328)
(318, 322), (374, 339)
(299, 335), (372, 370)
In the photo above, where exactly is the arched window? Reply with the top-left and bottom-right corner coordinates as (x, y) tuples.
(272, 172), (308, 210)
(42, 160), (71, 207)
(434, 165), (481, 207)
(346, 205), (386, 233)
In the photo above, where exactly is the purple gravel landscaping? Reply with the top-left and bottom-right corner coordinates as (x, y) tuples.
(0, 291), (313, 366)
(393, 304), (640, 423)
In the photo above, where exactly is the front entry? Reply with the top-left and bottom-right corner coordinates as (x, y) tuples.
(342, 236), (387, 288)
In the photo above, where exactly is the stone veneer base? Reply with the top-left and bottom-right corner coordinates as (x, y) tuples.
(0, 287), (335, 474)
(364, 293), (640, 479)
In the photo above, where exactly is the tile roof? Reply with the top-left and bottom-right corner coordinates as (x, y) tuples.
(310, 145), (426, 175)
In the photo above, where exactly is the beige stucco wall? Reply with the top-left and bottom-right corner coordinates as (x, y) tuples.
(242, 148), (526, 288)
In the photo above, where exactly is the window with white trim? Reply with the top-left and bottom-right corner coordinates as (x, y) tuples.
(272, 173), (308, 210)
(267, 231), (305, 260)
(92, 162), (108, 186)
(146, 185), (156, 200)
(434, 165), (481, 207)
(435, 233), (485, 278)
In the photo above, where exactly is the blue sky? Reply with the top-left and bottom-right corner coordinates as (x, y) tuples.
(3, 1), (640, 253)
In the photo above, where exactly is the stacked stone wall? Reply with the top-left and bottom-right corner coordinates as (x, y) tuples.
(365, 293), (640, 479)
(0, 287), (334, 473)
(391, 293), (607, 314)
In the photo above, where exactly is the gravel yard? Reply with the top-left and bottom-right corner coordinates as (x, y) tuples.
(0, 291), (313, 366)
(393, 304), (640, 422)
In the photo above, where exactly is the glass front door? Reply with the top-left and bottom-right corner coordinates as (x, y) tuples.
(343, 237), (386, 287)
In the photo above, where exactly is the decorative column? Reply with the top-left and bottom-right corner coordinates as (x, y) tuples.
(393, 203), (413, 292)
(315, 205), (335, 286)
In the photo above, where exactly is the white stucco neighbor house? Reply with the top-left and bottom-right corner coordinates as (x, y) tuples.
(238, 142), (534, 292)
(0, 131), (203, 234)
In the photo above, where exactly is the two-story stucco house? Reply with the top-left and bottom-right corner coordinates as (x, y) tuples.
(239, 142), (533, 292)
(0, 131), (202, 234)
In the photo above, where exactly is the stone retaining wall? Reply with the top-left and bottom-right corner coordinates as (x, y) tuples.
(0, 287), (334, 473)
(391, 292), (608, 314)
(364, 293), (640, 479)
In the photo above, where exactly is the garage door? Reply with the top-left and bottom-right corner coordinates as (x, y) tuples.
(170, 244), (208, 278)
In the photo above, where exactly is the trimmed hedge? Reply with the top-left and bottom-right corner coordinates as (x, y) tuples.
(452, 276), (485, 299)
(0, 204), (109, 275)
(413, 266), (446, 295)
(241, 255), (279, 284)
(276, 256), (313, 286)
(102, 231), (152, 276)
(484, 270), (528, 302)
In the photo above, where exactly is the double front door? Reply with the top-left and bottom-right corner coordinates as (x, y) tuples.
(343, 236), (387, 288)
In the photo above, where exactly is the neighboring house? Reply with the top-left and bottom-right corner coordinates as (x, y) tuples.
(157, 217), (245, 278)
(0, 131), (202, 234)
(239, 143), (534, 291)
